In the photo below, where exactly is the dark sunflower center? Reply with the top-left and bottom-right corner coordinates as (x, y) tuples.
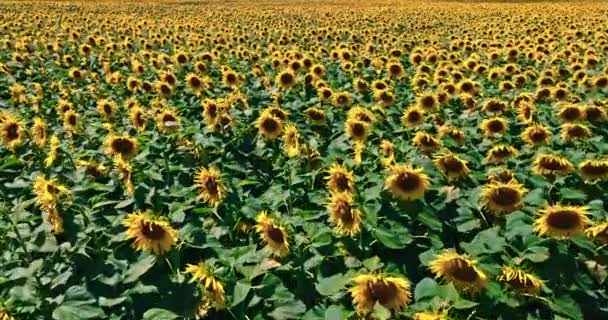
(140, 220), (167, 240)
(530, 129), (547, 142)
(539, 157), (565, 171)
(491, 186), (519, 206)
(419, 136), (437, 147)
(586, 108), (601, 121)
(367, 281), (398, 305)
(309, 110), (324, 121)
(337, 95), (347, 104)
(547, 210), (580, 229)
(111, 138), (134, 155)
(568, 126), (586, 137)
(322, 90), (332, 99)
(68, 115), (77, 125)
(207, 104), (218, 118)
(177, 55), (187, 64)
(492, 148), (512, 158)
(562, 108), (581, 120)
(160, 85), (171, 95)
(396, 172), (421, 192)
(442, 157), (464, 172)
(280, 73), (294, 85)
(421, 96), (435, 109)
(262, 118), (279, 133)
(190, 77), (201, 88)
(165, 75), (176, 85)
(103, 104), (112, 114)
(581, 163), (608, 175)
(6, 123), (19, 140)
(375, 83), (387, 90)
(204, 178), (218, 195)
(389, 65), (401, 74)
(351, 123), (366, 137)
(226, 73), (236, 84)
(507, 278), (532, 291)
(460, 82), (473, 92)
(135, 113), (145, 126)
(358, 114), (372, 123)
(449, 258), (479, 282)
(35, 126), (45, 139)
(162, 114), (176, 123)
(267, 225), (284, 243)
(408, 111), (421, 122)
(487, 120), (504, 132)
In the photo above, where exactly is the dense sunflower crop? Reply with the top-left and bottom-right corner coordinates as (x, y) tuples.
(1, 0), (608, 319)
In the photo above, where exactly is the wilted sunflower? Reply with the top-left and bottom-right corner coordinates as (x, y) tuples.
(586, 220), (608, 245)
(255, 211), (289, 257)
(402, 106), (426, 128)
(385, 164), (430, 201)
(532, 154), (574, 177)
(430, 250), (488, 294)
(282, 124), (300, 158)
(487, 167), (516, 184)
(185, 262), (225, 307)
(256, 110), (283, 140)
(486, 144), (518, 164)
(438, 126), (465, 144)
(498, 266), (544, 295)
(481, 99), (508, 114)
(194, 166), (227, 207)
(480, 180), (526, 215)
(304, 107), (326, 125)
(326, 192), (362, 237)
(480, 117), (509, 137)
(122, 211), (178, 255)
(32, 117), (47, 146)
(433, 152), (470, 180)
(534, 204), (590, 238)
(326, 163), (355, 194)
(349, 273), (411, 316)
(105, 134), (138, 159)
(413, 132), (442, 153)
(0, 115), (25, 151)
(579, 159), (608, 182)
(561, 123), (591, 142)
(345, 118), (369, 142)
(521, 124), (551, 146)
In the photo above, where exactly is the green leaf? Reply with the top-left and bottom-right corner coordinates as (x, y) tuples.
(268, 300), (306, 320)
(123, 255), (156, 284)
(372, 225), (412, 249)
(371, 302), (391, 320)
(315, 273), (349, 296)
(414, 278), (440, 301)
(522, 247), (550, 263)
(559, 188), (587, 202)
(99, 296), (127, 307)
(324, 305), (344, 320)
(231, 281), (251, 307)
(549, 295), (583, 320)
(52, 302), (106, 320)
(461, 226), (506, 255)
(142, 308), (179, 320)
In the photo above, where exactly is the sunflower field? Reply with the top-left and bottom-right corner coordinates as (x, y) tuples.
(1, 0), (608, 319)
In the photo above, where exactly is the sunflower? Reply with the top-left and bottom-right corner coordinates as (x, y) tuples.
(534, 204), (590, 238)
(585, 105), (607, 122)
(0, 115), (25, 151)
(185, 262), (225, 307)
(318, 87), (333, 103)
(433, 152), (470, 180)
(480, 117), (509, 137)
(105, 134), (138, 160)
(44, 135), (60, 168)
(416, 92), (439, 112)
(486, 144), (517, 164)
(332, 91), (353, 108)
(345, 118), (369, 142)
(32, 117), (47, 146)
(413, 132), (442, 153)
(276, 69), (296, 89)
(256, 110), (283, 140)
(497, 266), (544, 295)
(156, 81), (173, 98)
(579, 159), (608, 182)
(282, 124), (300, 158)
(122, 211), (178, 255)
(326, 163), (355, 194)
(487, 167), (516, 184)
(0, 309), (15, 320)
(255, 211), (289, 257)
(129, 106), (147, 132)
(385, 164), (430, 201)
(379, 139), (396, 168)
(349, 273), (411, 316)
(160, 71), (177, 86)
(438, 126), (465, 144)
(401, 107), (425, 128)
(516, 102), (536, 124)
(557, 104), (585, 122)
(413, 310), (450, 320)
(185, 73), (204, 93)
(96, 98), (116, 122)
(304, 107), (326, 125)
(561, 123), (591, 142)
(585, 220), (608, 245)
(387, 60), (405, 78)
(156, 109), (181, 133)
(532, 154), (574, 177)
(326, 192), (362, 237)
(521, 123), (551, 146)
(480, 180), (526, 215)
(430, 250), (488, 294)
(482, 99), (508, 114)
(347, 107), (376, 125)
(194, 166), (227, 207)
(202, 99), (222, 126)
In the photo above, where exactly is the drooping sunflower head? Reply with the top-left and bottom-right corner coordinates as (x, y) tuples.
(194, 166), (227, 207)
(304, 107), (326, 125)
(486, 144), (518, 164)
(534, 204), (590, 239)
(521, 123), (551, 146)
(122, 211), (178, 255)
(430, 250), (488, 294)
(349, 273), (412, 316)
(413, 132), (442, 153)
(256, 110), (283, 140)
(517, 102), (536, 124)
(498, 265), (544, 295)
(0, 114), (25, 151)
(32, 117), (47, 146)
(401, 106), (426, 128)
(129, 106), (147, 132)
(585, 220), (608, 245)
(254, 211), (289, 257)
(482, 98), (508, 114)
(326, 163), (355, 194)
(532, 154), (574, 177)
(480, 117), (509, 137)
(326, 192), (362, 237)
(385, 164), (430, 201)
(345, 118), (370, 142)
(557, 103), (586, 123)
(105, 134), (139, 159)
(561, 123), (591, 143)
(585, 105), (607, 122)
(433, 152), (470, 180)
(481, 180), (527, 215)
(185, 262), (225, 307)
(282, 124), (300, 158)
(579, 159), (608, 182)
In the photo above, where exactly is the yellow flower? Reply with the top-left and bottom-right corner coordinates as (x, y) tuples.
(256, 110), (283, 140)
(304, 107), (326, 125)
(557, 103), (586, 123)
(326, 163), (356, 194)
(114, 156), (134, 194)
(349, 273), (411, 316)
(156, 109), (181, 133)
(401, 106), (426, 128)
(498, 265), (544, 295)
(579, 159), (608, 182)
(586, 220), (608, 245)
(561, 123), (591, 143)
(32, 175), (69, 234)
(430, 250), (488, 294)
(32, 117), (47, 146)
(486, 144), (517, 164)
(534, 204), (590, 239)
(0, 114), (25, 151)
(282, 124), (300, 158)
(326, 192), (362, 237)
(433, 152), (470, 180)
(480, 180), (526, 215)
(105, 134), (139, 160)
(194, 166), (227, 207)
(122, 211), (178, 255)
(96, 98), (117, 122)
(480, 117), (509, 137)
(185, 262), (225, 307)
(276, 69), (297, 89)
(521, 123), (551, 146)
(532, 154), (574, 177)
(385, 164), (430, 201)
(129, 106), (147, 132)
(345, 118), (369, 142)
(255, 211), (289, 257)
(413, 132), (442, 153)
(44, 135), (60, 168)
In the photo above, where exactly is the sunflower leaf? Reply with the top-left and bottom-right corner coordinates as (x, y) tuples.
(123, 254), (156, 284)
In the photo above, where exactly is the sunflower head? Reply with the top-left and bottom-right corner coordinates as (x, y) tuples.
(32, 117), (47, 146)
(254, 211), (289, 257)
(105, 134), (139, 159)
(486, 144), (518, 164)
(156, 109), (181, 133)
(401, 106), (425, 128)
(413, 132), (442, 153)
(532, 154), (573, 177)
(586, 220), (608, 245)
(579, 159), (608, 182)
(534, 204), (590, 238)
(304, 107), (326, 125)
(430, 250), (488, 294)
(561, 123), (591, 142)
(433, 152), (470, 180)
(349, 273), (412, 316)
(276, 69), (296, 89)
(558, 103), (586, 123)
(385, 164), (430, 201)
(185, 262), (225, 307)
(282, 124), (300, 158)
(345, 118), (370, 142)
(480, 117), (509, 137)
(481, 180), (526, 215)
(0, 115), (25, 151)
(416, 92), (439, 112)
(326, 163), (355, 194)
(326, 192), (362, 237)
(194, 166), (227, 207)
(256, 110), (283, 140)
(498, 265), (544, 295)
(122, 211), (178, 255)
(521, 124), (551, 146)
